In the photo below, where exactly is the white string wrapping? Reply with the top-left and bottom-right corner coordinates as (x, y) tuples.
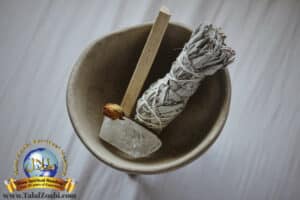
(135, 24), (236, 133)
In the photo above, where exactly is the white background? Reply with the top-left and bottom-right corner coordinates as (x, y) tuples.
(0, 0), (300, 199)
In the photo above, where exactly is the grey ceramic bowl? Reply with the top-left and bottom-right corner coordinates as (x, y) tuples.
(66, 23), (231, 174)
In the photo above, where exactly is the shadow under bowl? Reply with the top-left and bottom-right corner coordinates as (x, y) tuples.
(66, 23), (231, 174)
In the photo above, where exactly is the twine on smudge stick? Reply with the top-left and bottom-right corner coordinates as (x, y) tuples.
(135, 24), (235, 133)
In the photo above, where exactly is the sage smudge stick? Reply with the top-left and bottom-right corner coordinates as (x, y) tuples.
(135, 24), (235, 133)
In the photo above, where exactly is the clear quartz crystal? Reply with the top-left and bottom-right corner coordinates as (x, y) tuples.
(99, 116), (161, 158)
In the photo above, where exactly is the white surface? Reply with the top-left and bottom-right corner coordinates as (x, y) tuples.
(0, 0), (300, 199)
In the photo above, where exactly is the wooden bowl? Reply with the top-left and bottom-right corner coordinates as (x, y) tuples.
(66, 23), (231, 174)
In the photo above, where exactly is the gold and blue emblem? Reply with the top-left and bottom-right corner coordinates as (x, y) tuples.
(4, 140), (76, 193)
(23, 147), (58, 178)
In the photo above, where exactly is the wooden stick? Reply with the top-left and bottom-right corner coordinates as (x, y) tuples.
(121, 6), (171, 116)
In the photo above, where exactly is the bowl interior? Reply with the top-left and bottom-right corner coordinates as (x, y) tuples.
(67, 23), (230, 174)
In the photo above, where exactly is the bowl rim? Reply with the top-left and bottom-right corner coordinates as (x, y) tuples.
(66, 22), (231, 174)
